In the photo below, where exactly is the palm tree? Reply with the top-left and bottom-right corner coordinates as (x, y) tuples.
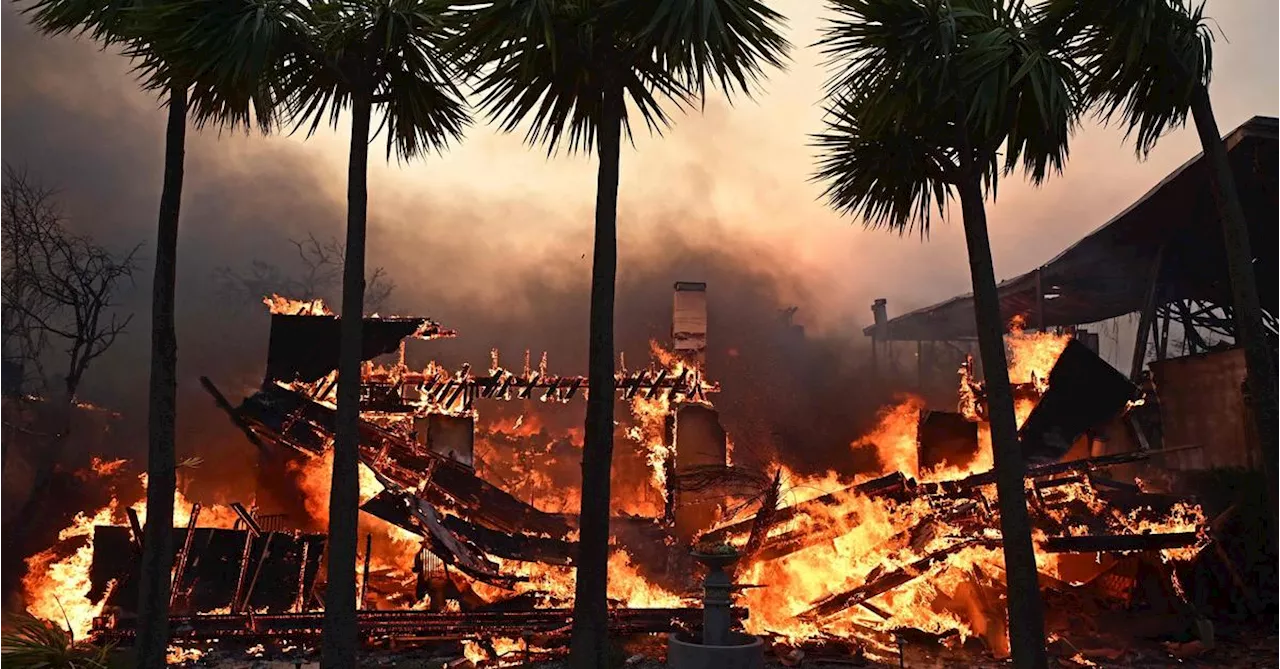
(815, 1), (1082, 667)
(1040, 0), (1278, 508)
(22, 1), (284, 666)
(450, 1), (787, 665)
(268, 2), (468, 665)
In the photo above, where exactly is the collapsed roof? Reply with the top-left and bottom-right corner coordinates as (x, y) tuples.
(866, 116), (1279, 342)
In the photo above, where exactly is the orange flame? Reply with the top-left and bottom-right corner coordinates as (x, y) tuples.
(263, 294), (333, 316)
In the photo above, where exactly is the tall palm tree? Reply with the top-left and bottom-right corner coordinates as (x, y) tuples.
(450, 1), (787, 665)
(267, 2), (468, 665)
(815, 1), (1081, 667)
(22, 1), (284, 666)
(1040, 0), (1278, 505)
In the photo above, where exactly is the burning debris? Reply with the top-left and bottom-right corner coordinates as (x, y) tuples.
(13, 288), (1233, 667)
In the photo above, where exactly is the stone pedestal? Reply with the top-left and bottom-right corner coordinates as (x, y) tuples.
(698, 554), (734, 645)
(669, 551), (764, 668)
(667, 632), (763, 669)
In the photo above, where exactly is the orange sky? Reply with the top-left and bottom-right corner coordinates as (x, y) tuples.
(3, 0), (1277, 340)
(301, 0), (1279, 331)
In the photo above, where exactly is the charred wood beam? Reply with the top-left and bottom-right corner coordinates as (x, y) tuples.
(360, 533), (373, 610)
(231, 383), (573, 538)
(126, 507), (144, 550)
(199, 377), (271, 454)
(1040, 532), (1200, 554)
(741, 470), (783, 561)
(294, 541), (311, 613)
(941, 448), (1203, 492)
(395, 367), (716, 404)
(231, 502), (262, 536)
(799, 539), (1000, 621)
(170, 503), (201, 606)
(231, 531), (256, 613)
(700, 472), (912, 545)
(239, 532), (277, 613)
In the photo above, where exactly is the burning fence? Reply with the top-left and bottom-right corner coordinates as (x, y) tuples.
(15, 289), (1221, 665)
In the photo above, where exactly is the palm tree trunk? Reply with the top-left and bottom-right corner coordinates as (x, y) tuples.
(1187, 85), (1278, 505)
(957, 179), (1048, 669)
(321, 89), (371, 669)
(136, 82), (187, 669)
(568, 85), (623, 669)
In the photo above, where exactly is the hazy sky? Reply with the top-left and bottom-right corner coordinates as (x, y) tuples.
(2, 0), (1277, 396)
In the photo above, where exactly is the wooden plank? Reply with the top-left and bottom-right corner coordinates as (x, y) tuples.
(1041, 532), (1199, 554)
(799, 539), (998, 621)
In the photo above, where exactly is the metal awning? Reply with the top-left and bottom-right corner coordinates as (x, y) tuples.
(866, 116), (1279, 341)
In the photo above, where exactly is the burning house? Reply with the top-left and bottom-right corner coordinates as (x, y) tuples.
(13, 261), (1259, 668)
(6, 116), (1275, 669)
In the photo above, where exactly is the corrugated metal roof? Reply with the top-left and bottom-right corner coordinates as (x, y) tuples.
(867, 116), (1279, 341)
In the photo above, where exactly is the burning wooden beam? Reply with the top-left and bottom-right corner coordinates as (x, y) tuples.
(1040, 532), (1201, 554)
(799, 539), (1000, 621)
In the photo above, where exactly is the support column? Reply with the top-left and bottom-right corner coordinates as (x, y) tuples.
(916, 340), (924, 391)
(871, 299), (889, 380)
(1157, 306), (1172, 361)
(1130, 245), (1167, 381)
(1035, 267), (1046, 332)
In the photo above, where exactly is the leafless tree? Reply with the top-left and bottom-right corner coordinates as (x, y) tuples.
(1, 166), (138, 506)
(2, 166), (139, 400)
(213, 232), (395, 314)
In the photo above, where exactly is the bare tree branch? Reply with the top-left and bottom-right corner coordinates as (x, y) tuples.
(213, 232), (396, 314)
(1, 165), (139, 399)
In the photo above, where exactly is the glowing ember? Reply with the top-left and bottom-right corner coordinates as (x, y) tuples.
(167, 645), (205, 665)
(89, 457), (128, 477)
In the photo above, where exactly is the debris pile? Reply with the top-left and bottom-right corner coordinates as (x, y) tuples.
(17, 297), (1229, 667)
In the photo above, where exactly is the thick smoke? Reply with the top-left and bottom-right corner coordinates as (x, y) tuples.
(1, 6), (923, 508)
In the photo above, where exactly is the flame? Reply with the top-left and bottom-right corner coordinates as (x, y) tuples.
(22, 310), (1207, 658)
(463, 637), (526, 666)
(167, 646), (205, 665)
(1006, 319), (1072, 391)
(22, 501), (117, 640)
(23, 464), (286, 640)
(289, 449), (422, 573)
(89, 457), (128, 477)
(624, 341), (709, 510)
(472, 550), (684, 612)
(854, 395), (925, 477)
(263, 293), (333, 316)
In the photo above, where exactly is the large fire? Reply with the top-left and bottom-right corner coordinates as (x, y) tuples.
(14, 305), (1208, 665)
(21, 466), (242, 641)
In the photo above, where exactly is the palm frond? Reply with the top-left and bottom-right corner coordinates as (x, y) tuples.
(21, 0), (141, 45)
(634, 0), (790, 101)
(283, 0), (469, 160)
(452, 0), (658, 154)
(1, 612), (114, 669)
(1037, 0), (1212, 156)
(815, 0), (1079, 234)
(129, 0), (307, 132)
(813, 94), (955, 238)
(451, 0), (786, 155)
(23, 0), (297, 133)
